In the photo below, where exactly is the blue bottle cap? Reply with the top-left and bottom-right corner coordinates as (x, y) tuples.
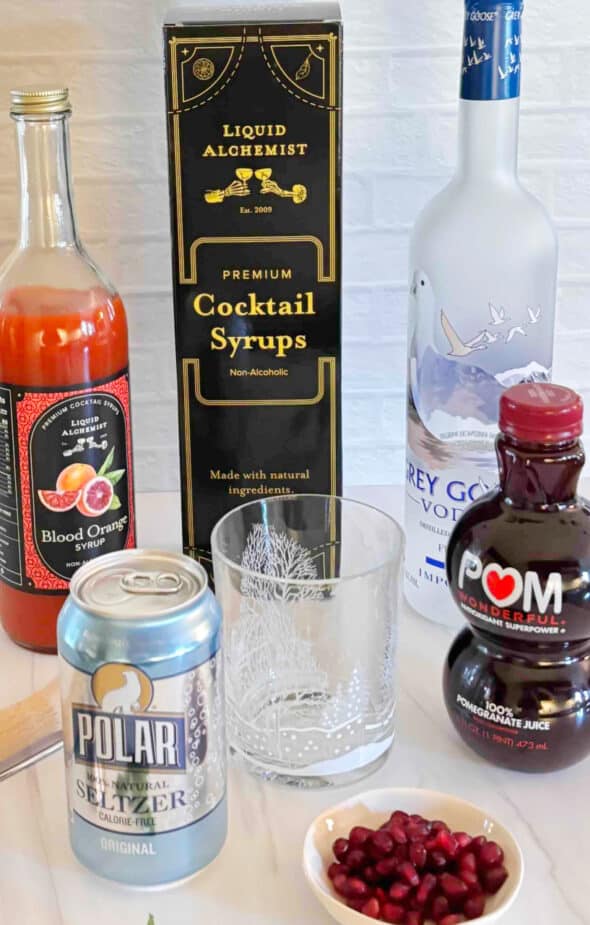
(461, 1), (523, 101)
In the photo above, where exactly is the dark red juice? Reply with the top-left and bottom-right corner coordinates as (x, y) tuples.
(444, 383), (590, 772)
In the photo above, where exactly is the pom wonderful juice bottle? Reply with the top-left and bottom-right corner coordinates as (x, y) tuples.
(445, 383), (590, 772)
(0, 88), (135, 652)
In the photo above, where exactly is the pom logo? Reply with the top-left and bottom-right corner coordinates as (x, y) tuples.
(458, 552), (563, 615)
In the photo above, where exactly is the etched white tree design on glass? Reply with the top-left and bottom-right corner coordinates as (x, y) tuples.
(240, 523), (322, 598)
(228, 523), (393, 773)
(228, 525), (329, 759)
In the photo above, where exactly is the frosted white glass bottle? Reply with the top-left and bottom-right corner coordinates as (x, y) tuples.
(404, 0), (558, 626)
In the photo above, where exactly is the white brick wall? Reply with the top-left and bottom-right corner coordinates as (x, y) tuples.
(0, 0), (588, 491)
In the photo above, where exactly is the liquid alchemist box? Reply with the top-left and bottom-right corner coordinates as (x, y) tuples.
(163, 3), (343, 569)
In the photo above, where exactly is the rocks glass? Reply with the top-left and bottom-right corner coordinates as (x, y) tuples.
(211, 495), (403, 786)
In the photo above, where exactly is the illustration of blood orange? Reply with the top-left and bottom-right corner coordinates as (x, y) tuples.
(56, 463), (96, 493)
(77, 476), (114, 517)
(38, 489), (81, 512)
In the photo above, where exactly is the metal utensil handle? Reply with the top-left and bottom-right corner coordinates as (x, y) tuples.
(0, 732), (63, 783)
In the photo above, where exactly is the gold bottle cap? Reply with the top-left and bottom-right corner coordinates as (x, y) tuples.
(10, 87), (71, 116)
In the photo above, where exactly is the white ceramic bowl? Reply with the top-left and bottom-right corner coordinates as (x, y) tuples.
(303, 788), (524, 925)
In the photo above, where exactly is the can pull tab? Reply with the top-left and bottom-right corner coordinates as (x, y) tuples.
(120, 571), (183, 595)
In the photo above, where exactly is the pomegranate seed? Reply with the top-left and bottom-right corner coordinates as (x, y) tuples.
(409, 842), (428, 869)
(464, 894), (486, 919)
(479, 841), (505, 869)
(375, 857), (398, 879)
(375, 888), (388, 904)
(347, 899), (364, 912)
(394, 844), (409, 862)
(482, 865), (508, 895)
(389, 882), (411, 902)
(390, 810), (409, 825)
(369, 831), (395, 859)
(439, 916), (465, 925)
(333, 873), (349, 896)
(346, 849), (367, 871)
(435, 829), (459, 859)
(363, 865), (379, 885)
(459, 852), (477, 873)
(431, 895), (451, 922)
(398, 861), (420, 887)
(382, 903), (406, 924)
(416, 872), (437, 906)
(439, 873), (469, 902)
(346, 878), (370, 899)
(454, 832), (472, 851)
(470, 836), (487, 854)
(406, 912), (425, 925)
(407, 822), (430, 841)
(459, 870), (482, 895)
(431, 820), (450, 833)
(361, 897), (381, 919)
(429, 850), (448, 870)
(327, 862), (345, 881)
(333, 838), (350, 861)
(410, 814), (425, 824)
(390, 824), (408, 845)
(350, 826), (373, 848)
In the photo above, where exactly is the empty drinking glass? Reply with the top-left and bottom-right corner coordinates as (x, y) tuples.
(211, 495), (404, 787)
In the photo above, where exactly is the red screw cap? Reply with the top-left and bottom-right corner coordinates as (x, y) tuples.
(499, 383), (584, 444)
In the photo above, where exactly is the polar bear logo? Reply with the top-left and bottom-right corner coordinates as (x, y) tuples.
(91, 663), (153, 714)
(100, 670), (142, 714)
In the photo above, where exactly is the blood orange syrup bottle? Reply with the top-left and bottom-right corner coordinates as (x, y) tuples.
(0, 88), (135, 652)
(445, 383), (590, 772)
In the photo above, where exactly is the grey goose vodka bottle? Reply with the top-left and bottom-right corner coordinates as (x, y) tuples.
(404, 0), (558, 626)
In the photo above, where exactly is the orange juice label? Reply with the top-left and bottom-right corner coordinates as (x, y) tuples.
(0, 368), (134, 592)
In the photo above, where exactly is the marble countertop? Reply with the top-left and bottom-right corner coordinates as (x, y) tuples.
(0, 487), (588, 925)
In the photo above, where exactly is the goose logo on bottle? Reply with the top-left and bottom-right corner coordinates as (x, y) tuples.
(466, 10), (497, 21)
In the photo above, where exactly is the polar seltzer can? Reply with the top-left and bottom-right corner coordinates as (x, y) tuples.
(57, 549), (226, 886)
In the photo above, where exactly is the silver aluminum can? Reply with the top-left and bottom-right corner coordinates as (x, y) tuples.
(57, 549), (226, 887)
